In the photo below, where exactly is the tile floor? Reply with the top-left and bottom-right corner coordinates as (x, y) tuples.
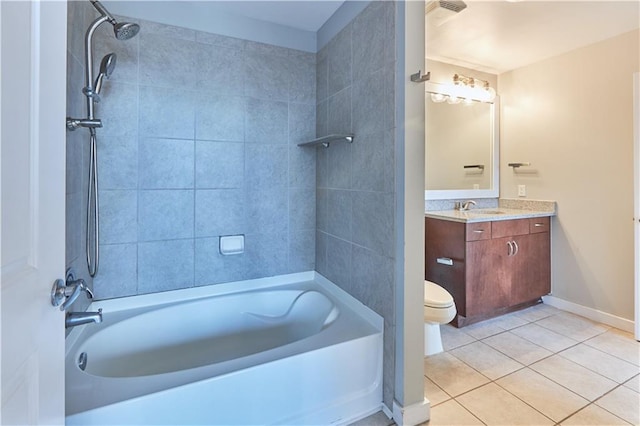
(352, 304), (640, 426)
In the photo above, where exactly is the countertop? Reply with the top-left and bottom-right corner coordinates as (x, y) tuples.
(425, 207), (556, 223)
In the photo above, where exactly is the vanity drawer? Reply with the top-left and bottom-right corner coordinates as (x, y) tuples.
(466, 222), (491, 241)
(529, 217), (550, 233)
(491, 219), (530, 238)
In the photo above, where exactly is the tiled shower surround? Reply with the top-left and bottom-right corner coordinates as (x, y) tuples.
(66, 0), (397, 410)
(84, 12), (317, 298)
(315, 1), (397, 408)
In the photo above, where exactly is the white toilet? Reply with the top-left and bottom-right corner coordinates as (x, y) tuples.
(424, 280), (457, 356)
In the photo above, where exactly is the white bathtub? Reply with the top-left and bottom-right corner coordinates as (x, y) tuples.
(65, 272), (383, 425)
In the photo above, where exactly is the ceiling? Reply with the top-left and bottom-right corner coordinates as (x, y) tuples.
(174, 0), (344, 32)
(205, 1), (345, 32)
(427, 0), (640, 74)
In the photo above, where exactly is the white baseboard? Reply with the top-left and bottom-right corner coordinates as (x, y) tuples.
(542, 295), (635, 333)
(392, 398), (430, 426)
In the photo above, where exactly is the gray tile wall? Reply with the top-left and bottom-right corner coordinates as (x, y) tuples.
(85, 15), (316, 299)
(315, 1), (397, 409)
(66, 1), (95, 313)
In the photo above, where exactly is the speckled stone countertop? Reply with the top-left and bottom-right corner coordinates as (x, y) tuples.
(425, 199), (557, 223)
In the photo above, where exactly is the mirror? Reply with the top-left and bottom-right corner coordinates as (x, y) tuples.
(424, 81), (499, 200)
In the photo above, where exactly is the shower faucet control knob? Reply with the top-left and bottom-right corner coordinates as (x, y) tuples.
(51, 268), (95, 311)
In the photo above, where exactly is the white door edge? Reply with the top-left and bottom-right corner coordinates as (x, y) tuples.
(1, 1), (67, 423)
(634, 72), (639, 341)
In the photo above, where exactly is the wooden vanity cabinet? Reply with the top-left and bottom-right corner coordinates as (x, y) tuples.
(425, 216), (550, 327)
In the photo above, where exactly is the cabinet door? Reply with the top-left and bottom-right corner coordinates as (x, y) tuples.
(425, 218), (466, 316)
(511, 232), (551, 305)
(466, 238), (511, 316)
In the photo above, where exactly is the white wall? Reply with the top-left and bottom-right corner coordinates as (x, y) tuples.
(500, 29), (640, 321)
(396, 3), (428, 423)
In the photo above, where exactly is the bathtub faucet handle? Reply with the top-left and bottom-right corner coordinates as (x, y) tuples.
(54, 268), (94, 311)
(83, 284), (95, 299)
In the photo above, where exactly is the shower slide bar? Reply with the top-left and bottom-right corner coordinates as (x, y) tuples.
(66, 0), (140, 278)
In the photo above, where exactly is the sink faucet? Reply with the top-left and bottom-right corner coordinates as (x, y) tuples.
(66, 308), (103, 328)
(457, 200), (477, 211)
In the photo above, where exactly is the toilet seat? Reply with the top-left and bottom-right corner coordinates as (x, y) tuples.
(424, 281), (454, 309)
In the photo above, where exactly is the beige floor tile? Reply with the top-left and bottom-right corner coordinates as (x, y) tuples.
(460, 320), (506, 340)
(611, 328), (637, 340)
(484, 312), (529, 331)
(483, 331), (553, 365)
(440, 324), (476, 351)
(530, 355), (618, 401)
(424, 377), (451, 407)
(423, 399), (483, 426)
(348, 410), (394, 426)
(424, 352), (490, 397)
(450, 341), (524, 380)
(510, 323), (579, 353)
(559, 343), (639, 383)
(456, 382), (553, 425)
(623, 374), (639, 392)
(536, 312), (609, 341)
(584, 329), (640, 366)
(511, 303), (560, 322)
(595, 385), (640, 425)
(560, 404), (631, 425)
(496, 368), (589, 422)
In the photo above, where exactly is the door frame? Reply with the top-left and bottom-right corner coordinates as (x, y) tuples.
(634, 72), (639, 341)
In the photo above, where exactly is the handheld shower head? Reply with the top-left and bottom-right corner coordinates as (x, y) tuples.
(100, 52), (117, 77)
(114, 22), (140, 40)
(94, 53), (117, 95)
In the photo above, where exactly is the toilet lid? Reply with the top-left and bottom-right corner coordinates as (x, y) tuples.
(424, 281), (454, 308)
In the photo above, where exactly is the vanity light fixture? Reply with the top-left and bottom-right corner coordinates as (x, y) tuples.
(428, 73), (497, 104)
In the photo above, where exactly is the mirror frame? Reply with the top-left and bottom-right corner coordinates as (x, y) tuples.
(425, 92), (500, 200)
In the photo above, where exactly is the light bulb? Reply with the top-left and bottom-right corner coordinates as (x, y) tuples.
(430, 93), (446, 103)
(448, 83), (462, 101)
(485, 86), (497, 102)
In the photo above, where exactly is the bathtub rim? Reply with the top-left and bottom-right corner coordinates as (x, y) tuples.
(66, 270), (383, 359)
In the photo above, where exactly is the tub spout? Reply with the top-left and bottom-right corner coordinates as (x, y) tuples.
(66, 309), (103, 329)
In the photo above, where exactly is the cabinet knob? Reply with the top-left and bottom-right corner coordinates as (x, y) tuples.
(507, 241), (513, 256)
